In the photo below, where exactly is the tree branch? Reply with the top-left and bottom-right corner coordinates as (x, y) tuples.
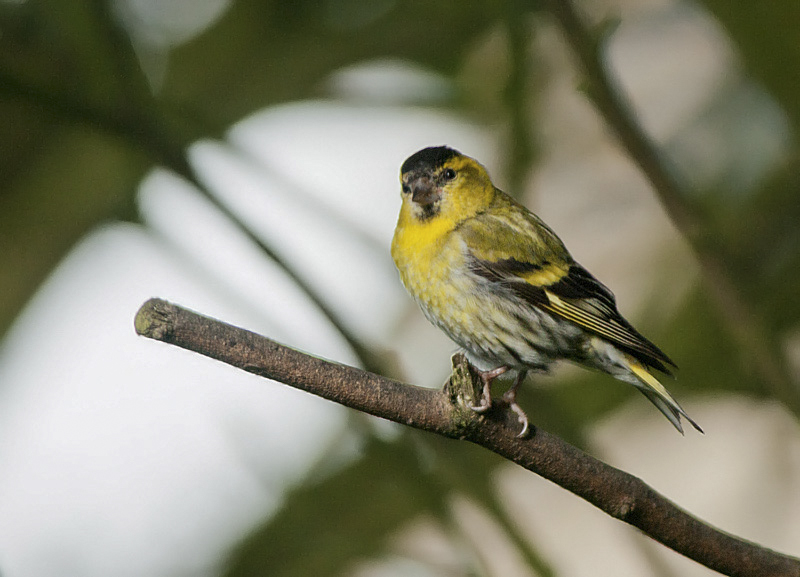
(135, 298), (799, 577)
(541, 0), (798, 411)
(0, 6), (383, 374)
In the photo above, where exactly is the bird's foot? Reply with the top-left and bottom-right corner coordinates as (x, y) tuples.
(466, 364), (531, 438)
(469, 398), (491, 413)
(503, 370), (530, 438)
(503, 389), (530, 438)
(469, 366), (508, 413)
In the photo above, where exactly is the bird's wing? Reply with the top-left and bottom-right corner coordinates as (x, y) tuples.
(461, 203), (676, 373)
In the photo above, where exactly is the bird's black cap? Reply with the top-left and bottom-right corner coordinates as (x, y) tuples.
(401, 146), (460, 175)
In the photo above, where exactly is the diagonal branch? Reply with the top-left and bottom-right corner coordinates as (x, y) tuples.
(135, 298), (799, 577)
(0, 4), (383, 375)
(542, 0), (798, 411)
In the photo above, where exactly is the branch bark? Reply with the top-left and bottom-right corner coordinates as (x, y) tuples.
(135, 298), (799, 577)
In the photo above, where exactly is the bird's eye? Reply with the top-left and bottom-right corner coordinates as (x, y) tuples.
(443, 168), (456, 181)
(402, 184), (411, 194)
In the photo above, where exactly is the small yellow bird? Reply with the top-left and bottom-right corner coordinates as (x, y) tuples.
(391, 146), (701, 437)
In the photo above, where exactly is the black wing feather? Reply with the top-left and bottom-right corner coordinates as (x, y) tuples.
(469, 257), (676, 374)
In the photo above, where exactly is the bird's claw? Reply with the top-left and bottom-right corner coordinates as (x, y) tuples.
(503, 387), (530, 438)
(469, 367), (501, 413)
(508, 400), (530, 438)
(465, 365), (532, 437)
(469, 398), (492, 413)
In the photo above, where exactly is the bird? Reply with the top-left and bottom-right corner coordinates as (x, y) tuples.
(391, 145), (702, 437)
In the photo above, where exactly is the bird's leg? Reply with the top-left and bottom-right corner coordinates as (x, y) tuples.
(502, 369), (529, 437)
(469, 365), (509, 413)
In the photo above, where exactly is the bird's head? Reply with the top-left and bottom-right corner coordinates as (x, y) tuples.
(399, 146), (495, 224)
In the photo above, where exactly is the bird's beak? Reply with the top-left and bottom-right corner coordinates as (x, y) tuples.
(410, 177), (440, 206)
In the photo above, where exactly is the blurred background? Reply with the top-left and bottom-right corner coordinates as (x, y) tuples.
(1, 0), (799, 575)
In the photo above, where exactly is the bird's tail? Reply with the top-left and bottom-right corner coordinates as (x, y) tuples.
(626, 356), (703, 434)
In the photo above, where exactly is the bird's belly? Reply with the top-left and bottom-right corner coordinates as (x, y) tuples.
(407, 261), (583, 371)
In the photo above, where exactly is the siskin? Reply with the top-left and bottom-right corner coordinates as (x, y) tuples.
(391, 145), (701, 437)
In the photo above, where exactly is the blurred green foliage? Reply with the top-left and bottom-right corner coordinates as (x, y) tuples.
(1, 0), (798, 575)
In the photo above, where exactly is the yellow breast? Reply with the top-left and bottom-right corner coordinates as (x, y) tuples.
(392, 212), (456, 302)
(391, 207), (480, 340)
